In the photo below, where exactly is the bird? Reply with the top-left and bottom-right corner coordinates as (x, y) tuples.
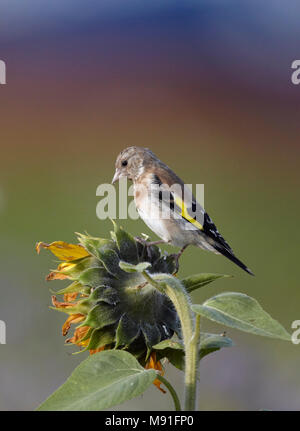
(112, 146), (253, 275)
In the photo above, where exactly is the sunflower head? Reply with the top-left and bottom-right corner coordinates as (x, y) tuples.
(36, 222), (180, 374)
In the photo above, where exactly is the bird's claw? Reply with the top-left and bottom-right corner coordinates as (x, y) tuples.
(134, 236), (157, 261)
(134, 236), (149, 246)
(170, 253), (180, 275)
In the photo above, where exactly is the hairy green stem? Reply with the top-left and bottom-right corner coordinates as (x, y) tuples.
(186, 315), (201, 408)
(142, 271), (199, 411)
(192, 315), (201, 344)
(156, 375), (181, 411)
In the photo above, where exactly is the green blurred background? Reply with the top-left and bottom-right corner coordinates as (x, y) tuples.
(0, 1), (299, 410)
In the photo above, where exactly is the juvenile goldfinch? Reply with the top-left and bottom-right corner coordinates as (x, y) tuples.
(112, 146), (253, 275)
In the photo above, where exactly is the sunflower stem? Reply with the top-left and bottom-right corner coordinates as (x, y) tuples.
(186, 315), (201, 409)
(142, 271), (199, 411)
(156, 375), (181, 411)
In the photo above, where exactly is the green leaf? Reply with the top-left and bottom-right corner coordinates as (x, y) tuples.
(76, 233), (116, 260)
(119, 261), (151, 273)
(112, 221), (139, 264)
(75, 287), (107, 314)
(141, 322), (161, 357)
(58, 256), (97, 279)
(55, 281), (90, 296)
(85, 328), (115, 351)
(153, 340), (185, 371)
(153, 333), (233, 369)
(115, 313), (140, 348)
(97, 248), (121, 277)
(78, 267), (112, 288)
(182, 273), (231, 293)
(153, 339), (183, 350)
(82, 303), (121, 329)
(37, 350), (157, 411)
(199, 332), (233, 360)
(98, 286), (120, 306)
(192, 292), (291, 341)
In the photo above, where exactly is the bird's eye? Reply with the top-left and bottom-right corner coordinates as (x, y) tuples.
(122, 160), (128, 167)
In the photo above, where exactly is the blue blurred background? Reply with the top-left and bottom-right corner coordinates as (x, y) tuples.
(0, 0), (300, 410)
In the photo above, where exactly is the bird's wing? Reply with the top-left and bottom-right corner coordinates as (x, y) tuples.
(150, 166), (232, 251)
(149, 167), (201, 223)
(147, 164), (253, 275)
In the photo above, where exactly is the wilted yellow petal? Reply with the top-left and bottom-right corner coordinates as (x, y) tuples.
(62, 313), (84, 336)
(145, 352), (166, 394)
(46, 271), (69, 281)
(58, 262), (76, 271)
(90, 346), (105, 355)
(51, 295), (79, 309)
(35, 241), (90, 261)
(64, 292), (78, 302)
(79, 339), (89, 347)
(66, 325), (90, 345)
(45, 261), (79, 281)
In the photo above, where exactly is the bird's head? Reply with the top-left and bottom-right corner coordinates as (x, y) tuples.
(112, 146), (155, 184)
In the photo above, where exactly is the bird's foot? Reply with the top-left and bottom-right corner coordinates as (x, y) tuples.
(170, 254), (180, 275)
(134, 236), (148, 246)
(170, 245), (189, 275)
(135, 237), (171, 262)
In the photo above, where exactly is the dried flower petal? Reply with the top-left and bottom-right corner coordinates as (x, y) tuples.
(36, 241), (90, 261)
(89, 346), (106, 355)
(62, 314), (85, 336)
(64, 292), (78, 302)
(145, 352), (166, 393)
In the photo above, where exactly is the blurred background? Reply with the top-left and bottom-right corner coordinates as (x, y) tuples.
(0, 0), (300, 411)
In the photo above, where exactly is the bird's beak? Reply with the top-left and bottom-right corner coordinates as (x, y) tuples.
(111, 169), (121, 185)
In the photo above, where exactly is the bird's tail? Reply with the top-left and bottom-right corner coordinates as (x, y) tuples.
(214, 244), (254, 276)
